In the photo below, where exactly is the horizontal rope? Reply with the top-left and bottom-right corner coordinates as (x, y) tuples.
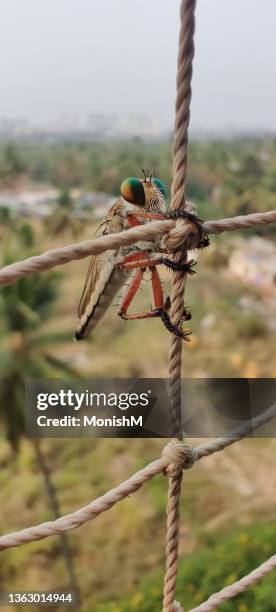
(0, 402), (275, 551)
(190, 554), (276, 611)
(0, 210), (275, 288)
(195, 401), (276, 460)
(204, 210), (276, 234)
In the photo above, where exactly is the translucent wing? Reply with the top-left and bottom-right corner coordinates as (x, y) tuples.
(77, 254), (100, 318)
(77, 199), (124, 319)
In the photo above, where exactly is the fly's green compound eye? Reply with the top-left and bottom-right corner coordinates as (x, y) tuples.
(120, 178), (145, 206)
(152, 178), (168, 201)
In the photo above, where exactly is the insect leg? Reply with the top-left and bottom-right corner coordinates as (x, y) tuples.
(126, 213), (143, 227)
(116, 251), (192, 338)
(159, 310), (192, 342)
(127, 211), (165, 221)
(118, 267), (163, 321)
(119, 255), (196, 274)
(118, 251), (151, 266)
(119, 256), (164, 270)
(160, 257), (197, 274)
(151, 266), (164, 309)
(118, 269), (144, 317)
(150, 267), (192, 340)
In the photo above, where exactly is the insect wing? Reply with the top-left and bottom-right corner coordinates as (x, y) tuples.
(77, 199), (123, 319)
(77, 254), (99, 318)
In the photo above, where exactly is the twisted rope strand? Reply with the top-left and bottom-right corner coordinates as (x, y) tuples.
(168, 0), (196, 418)
(0, 402), (274, 551)
(190, 554), (276, 612)
(171, 0), (195, 210)
(163, 470), (184, 612)
(0, 456), (166, 550)
(0, 211), (275, 288)
(204, 209), (276, 234)
(164, 2), (196, 610)
(195, 401), (276, 460)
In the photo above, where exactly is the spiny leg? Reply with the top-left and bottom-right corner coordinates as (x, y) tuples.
(118, 268), (161, 321)
(151, 266), (164, 310)
(118, 266), (166, 321)
(118, 251), (151, 265)
(117, 259), (191, 340)
(120, 254), (196, 275)
(150, 268), (191, 340)
(127, 209), (203, 225)
(153, 276), (191, 342)
(159, 310), (192, 342)
(160, 257), (197, 274)
(118, 269), (146, 319)
(120, 256), (164, 270)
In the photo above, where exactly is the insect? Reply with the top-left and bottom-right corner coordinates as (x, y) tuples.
(75, 171), (205, 342)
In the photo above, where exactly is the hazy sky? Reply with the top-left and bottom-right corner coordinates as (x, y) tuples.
(0, 0), (275, 131)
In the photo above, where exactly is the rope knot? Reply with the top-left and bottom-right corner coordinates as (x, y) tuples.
(164, 201), (200, 251)
(162, 440), (195, 477)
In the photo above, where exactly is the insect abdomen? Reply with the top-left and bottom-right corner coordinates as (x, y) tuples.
(75, 263), (130, 340)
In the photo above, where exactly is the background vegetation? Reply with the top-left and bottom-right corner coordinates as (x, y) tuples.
(0, 136), (275, 610)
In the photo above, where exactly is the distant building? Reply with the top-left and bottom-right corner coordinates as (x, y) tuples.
(0, 188), (58, 218)
(77, 192), (116, 218)
(0, 187), (116, 220)
(229, 237), (276, 289)
(0, 113), (168, 142)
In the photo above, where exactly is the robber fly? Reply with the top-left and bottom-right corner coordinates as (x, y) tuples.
(75, 171), (204, 342)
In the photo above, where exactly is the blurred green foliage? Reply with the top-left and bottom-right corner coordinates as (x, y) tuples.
(94, 523), (276, 612)
(0, 137), (275, 608)
(0, 222), (78, 448)
(44, 186), (82, 238)
(235, 313), (268, 339)
(0, 137), (276, 227)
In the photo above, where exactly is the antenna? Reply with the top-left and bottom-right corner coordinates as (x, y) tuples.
(141, 167), (147, 181)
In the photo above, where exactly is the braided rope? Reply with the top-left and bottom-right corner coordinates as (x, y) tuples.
(168, 0), (196, 421)
(163, 2), (196, 610)
(190, 554), (276, 611)
(0, 401), (274, 549)
(0, 211), (275, 288)
(205, 210), (276, 233)
(163, 470), (184, 612)
(0, 404), (275, 609)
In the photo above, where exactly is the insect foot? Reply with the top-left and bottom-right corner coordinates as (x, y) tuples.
(158, 308), (192, 341)
(160, 257), (197, 274)
(197, 234), (210, 249)
(182, 307), (192, 321)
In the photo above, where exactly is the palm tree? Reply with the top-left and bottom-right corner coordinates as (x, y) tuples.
(0, 223), (80, 602)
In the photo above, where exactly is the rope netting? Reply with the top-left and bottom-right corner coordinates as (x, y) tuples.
(0, 403), (276, 611)
(0, 1), (276, 610)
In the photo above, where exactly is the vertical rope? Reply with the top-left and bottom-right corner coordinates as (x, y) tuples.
(163, 2), (196, 611)
(169, 0), (196, 426)
(163, 468), (184, 612)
